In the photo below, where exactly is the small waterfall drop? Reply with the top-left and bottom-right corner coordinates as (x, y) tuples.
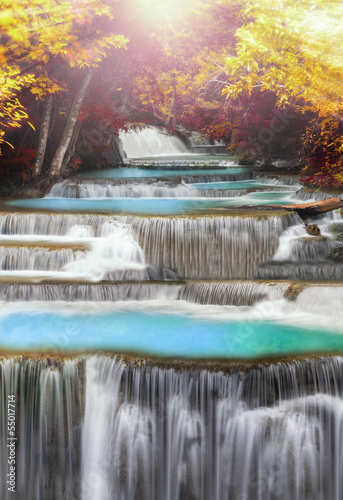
(177, 280), (289, 305)
(0, 246), (78, 271)
(257, 214), (343, 280)
(292, 189), (336, 201)
(0, 281), (290, 304)
(119, 126), (189, 157)
(0, 221), (148, 282)
(48, 179), (200, 198)
(62, 222), (147, 281)
(47, 179), (256, 199)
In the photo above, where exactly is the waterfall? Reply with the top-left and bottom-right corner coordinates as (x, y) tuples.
(288, 237), (335, 261)
(272, 223), (335, 262)
(47, 173), (254, 198)
(61, 223), (147, 281)
(0, 212), (299, 280)
(0, 281), (289, 304)
(0, 246), (78, 271)
(257, 262), (343, 280)
(177, 281), (289, 305)
(0, 357), (81, 500)
(2, 355), (343, 500)
(0, 220), (148, 282)
(47, 179), (200, 198)
(47, 179), (253, 199)
(253, 174), (302, 187)
(0, 213), (118, 236)
(124, 213), (299, 279)
(256, 214), (343, 280)
(0, 283), (181, 301)
(119, 126), (189, 157)
(1, 144), (342, 500)
(292, 189), (337, 201)
(296, 286), (343, 316)
(80, 355), (343, 500)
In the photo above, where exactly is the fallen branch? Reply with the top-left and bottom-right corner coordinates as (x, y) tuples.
(214, 198), (342, 215)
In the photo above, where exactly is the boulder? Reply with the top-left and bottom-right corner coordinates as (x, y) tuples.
(306, 224), (321, 236)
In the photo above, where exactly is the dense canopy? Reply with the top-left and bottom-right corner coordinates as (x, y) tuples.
(0, 0), (342, 187)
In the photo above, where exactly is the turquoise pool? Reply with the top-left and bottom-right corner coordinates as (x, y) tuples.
(78, 166), (251, 179)
(5, 196), (297, 214)
(1, 305), (342, 359)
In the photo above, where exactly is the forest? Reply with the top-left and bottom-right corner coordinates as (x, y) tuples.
(0, 0), (342, 193)
(1, 3), (343, 499)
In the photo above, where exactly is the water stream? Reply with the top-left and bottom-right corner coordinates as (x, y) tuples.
(0, 132), (342, 499)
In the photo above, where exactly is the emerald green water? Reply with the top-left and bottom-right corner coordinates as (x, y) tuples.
(1, 307), (342, 358)
(77, 165), (250, 179)
(5, 196), (297, 214)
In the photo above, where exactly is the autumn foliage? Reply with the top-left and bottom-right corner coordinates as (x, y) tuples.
(0, 0), (342, 188)
(222, 0), (343, 182)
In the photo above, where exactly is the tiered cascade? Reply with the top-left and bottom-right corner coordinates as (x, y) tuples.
(0, 151), (342, 499)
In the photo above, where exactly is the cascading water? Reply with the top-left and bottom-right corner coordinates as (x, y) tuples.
(0, 150), (342, 500)
(0, 283), (181, 301)
(292, 189), (335, 201)
(296, 286), (343, 316)
(80, 355), (343, 500)
(2, 355), (343, 500)
(47, 179), (200, 198)
(0, 357), (82, 500)
(119, 126), (189, 157)
(47, 177), (296, 199)
(256, 213), (343, 280)
(0, 212), (299, 280)
(47, 179), (254, 199)
(0, 219), (149, 281)
(177, 280), (289, 305)
(0, 281), (289, 304)
(0, 246), (78, 271)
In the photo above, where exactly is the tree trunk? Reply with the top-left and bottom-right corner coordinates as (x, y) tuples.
(49, 71), (93, 181)
(167, 79), (177, 130)
(263, 142), (273, 170)
(61, 121), (82, 175)
(34, 95), (53, 176)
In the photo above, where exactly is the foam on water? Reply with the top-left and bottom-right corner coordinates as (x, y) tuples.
(0, 221), (147, 282)
(272, 215), (342, 262)
(62, 223), (146, 281)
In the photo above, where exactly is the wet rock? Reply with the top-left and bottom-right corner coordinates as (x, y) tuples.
(306, 224), (321, 236)
(284, 283), (306, 301)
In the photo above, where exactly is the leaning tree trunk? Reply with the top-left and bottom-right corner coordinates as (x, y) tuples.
(61, 121), (82, 175)
(49, 70), (93, 181)
(34, 95), (53, 176)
